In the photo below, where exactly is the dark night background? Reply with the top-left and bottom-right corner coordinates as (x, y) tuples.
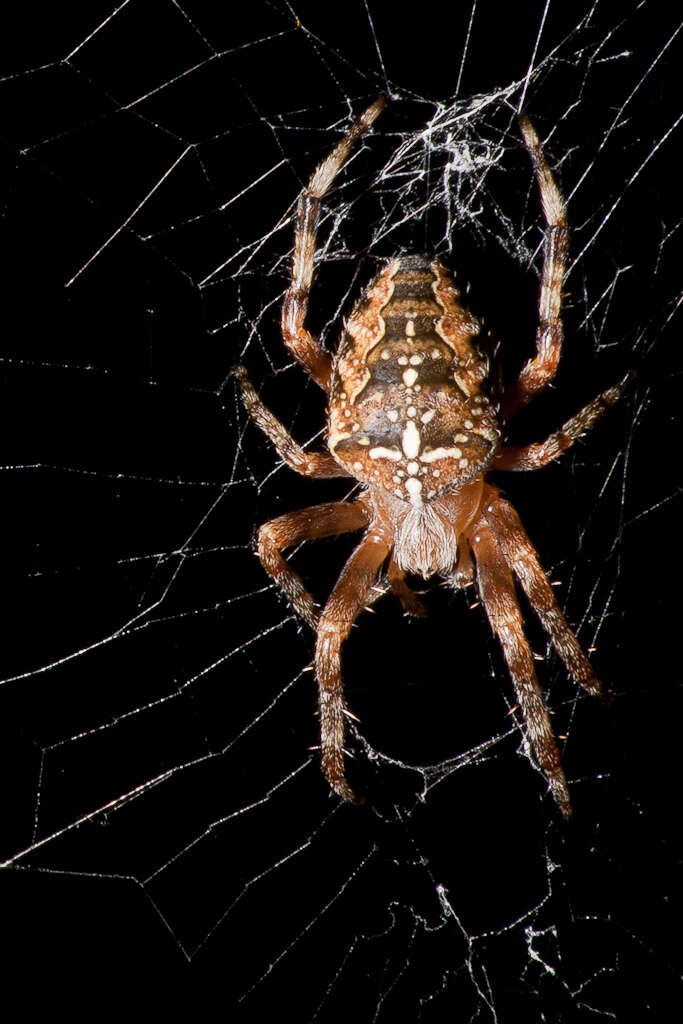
(1, 2), (681, 1018)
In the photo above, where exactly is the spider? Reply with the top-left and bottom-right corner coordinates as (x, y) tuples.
(233, 96), (626, 818)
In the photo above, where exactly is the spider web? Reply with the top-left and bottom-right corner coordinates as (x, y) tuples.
(1, 1), (681, 1017)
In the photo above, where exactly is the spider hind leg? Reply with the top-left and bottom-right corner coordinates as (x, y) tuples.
(502, 115), (568, 421)
(281, 95), (388, 392)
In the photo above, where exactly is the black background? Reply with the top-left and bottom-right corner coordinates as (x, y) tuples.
(1, 2), (681, 1019)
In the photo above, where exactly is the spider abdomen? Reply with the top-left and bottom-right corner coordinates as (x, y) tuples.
(328, 256), (501, 505)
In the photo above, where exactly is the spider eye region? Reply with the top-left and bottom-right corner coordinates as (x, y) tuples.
(328, 256), (501, 504)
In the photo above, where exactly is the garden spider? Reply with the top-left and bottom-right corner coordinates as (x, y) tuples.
(234, 96), (625, 817)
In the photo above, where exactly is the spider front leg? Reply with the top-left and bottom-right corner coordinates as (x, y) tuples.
(316, 527), (391, 803)
(483, 492), (601, 698)
(281, 95), (387, 391)
(471, 522), (573, 818)
(502, 116), (568, 421)
(256, 501), (370, 630)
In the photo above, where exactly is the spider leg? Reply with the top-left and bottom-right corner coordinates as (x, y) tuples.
(233, 363), (350, 478)
(387, 557), (428, 617)
(316, 526), (392, 802)
(482, 492), (601, 698)
(258, 501), (370, 630)
(471, 522), (573, 817)
(493, 373), (629, 471)
(282, 95), (388, 392)
(502, 116), (568, 421)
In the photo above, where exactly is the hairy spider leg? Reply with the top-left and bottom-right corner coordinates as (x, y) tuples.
(316, 526), (392, 803)
(483, 492), (601, 697)
(281, 95), (388, 392)
(232, 363), (349, 478)
(257, 501), (371, 630)
(502, 115), (568, 421)
(234, 360), (428, 619)
(470, 521), (573, 818)
(493, 373), (630, 471)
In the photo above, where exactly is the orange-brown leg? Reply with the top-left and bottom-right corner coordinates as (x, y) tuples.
(281, 95), (388, 391)
(233, 363), (350, 478)
(471, 522), (572, 817)
(316, 527), (392, 802)
(494, 375), (629, 471)
(258, 501), (370, 629)
(482, 492), (601, 697)
(502, 116), (568, 421)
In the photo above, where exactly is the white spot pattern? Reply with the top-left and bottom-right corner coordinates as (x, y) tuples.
(401, 421), (421, 458)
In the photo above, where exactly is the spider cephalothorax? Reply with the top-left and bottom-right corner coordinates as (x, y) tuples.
(234, 96), (625, 817)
